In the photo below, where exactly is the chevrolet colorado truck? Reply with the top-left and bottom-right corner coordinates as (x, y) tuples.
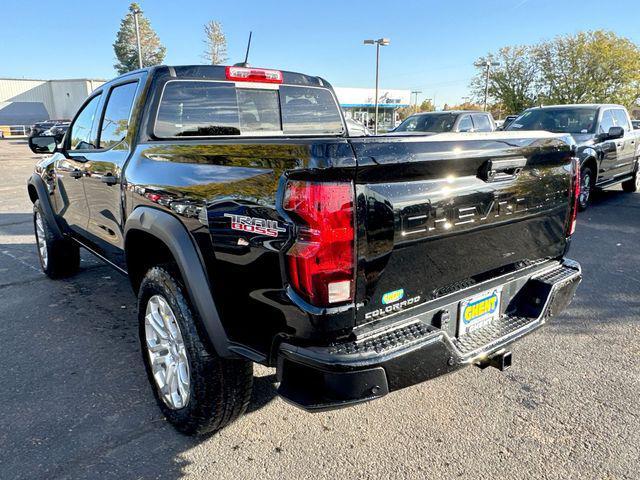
(27, 65), (582, 435)
(507, 104), (640, 210)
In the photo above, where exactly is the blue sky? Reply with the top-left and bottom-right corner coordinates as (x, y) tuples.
(2, 0), (639, 107)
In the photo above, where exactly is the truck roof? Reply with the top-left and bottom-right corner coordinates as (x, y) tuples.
(528, 104), (626, 110)
(102, 65), (331, 88)
(412, 110), (486, 115)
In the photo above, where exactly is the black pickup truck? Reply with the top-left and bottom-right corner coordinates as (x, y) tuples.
(27, 65), (582, 435)
(507, 104), (640, 209)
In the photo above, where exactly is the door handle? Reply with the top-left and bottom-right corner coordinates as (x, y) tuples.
(101, 174), (118, 186)
(70, 169), (83, 179)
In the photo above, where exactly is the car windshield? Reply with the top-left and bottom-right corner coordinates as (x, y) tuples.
(394, 113), (457, 133)
(507, 108), (598, 134)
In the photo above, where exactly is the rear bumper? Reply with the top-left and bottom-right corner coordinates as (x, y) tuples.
(276, 259), (582, 412)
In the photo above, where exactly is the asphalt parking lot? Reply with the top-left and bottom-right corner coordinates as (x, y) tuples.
(0, 138), (638, 480)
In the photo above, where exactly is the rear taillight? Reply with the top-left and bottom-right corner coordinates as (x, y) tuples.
(225, 66), (283, 84)
(568, 157), (581, 236)
(283, 181), (355, 307)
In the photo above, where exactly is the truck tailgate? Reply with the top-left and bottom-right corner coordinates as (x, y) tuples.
(350, 132), (575, 326)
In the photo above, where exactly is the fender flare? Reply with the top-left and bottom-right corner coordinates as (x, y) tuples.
(124, 207), (232, 358)
(27, 173), (63, 239)
(580, 152), (598, 179)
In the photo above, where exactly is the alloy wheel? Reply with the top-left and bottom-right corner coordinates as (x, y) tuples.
(145, 295), (190, 409)
(35, 211), (48, 269)
(580, 171), (591, 206)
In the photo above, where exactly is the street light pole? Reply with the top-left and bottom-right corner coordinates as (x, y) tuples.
(133, 8), (143, 69)
(411, 90), (422, 113)
(475, 59), (500, 111)
(364, 38), (390, 135)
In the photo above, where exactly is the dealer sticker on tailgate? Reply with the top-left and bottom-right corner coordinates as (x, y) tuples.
(458, 287), (502, 336)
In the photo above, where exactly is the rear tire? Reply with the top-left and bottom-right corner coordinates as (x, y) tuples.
(138, 266), (253, 436)
(33, 200), (80, 278)
(578, 166), (594, 211)
(621, 160), (639, 193)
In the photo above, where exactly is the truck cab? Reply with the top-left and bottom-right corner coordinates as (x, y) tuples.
(507, 104), (640, 208)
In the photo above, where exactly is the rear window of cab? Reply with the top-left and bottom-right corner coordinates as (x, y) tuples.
(153, 81), (344, 138)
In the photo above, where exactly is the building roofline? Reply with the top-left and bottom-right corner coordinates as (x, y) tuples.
(0, 77), (107, 82)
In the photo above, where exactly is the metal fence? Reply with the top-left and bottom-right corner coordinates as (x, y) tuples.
(0, 125), (30, 138)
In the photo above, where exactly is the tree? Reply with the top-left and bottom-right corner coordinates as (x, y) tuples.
(113, 3), (166, 74)
(534, 31), (640, 107)
(445, 101), (483, 111)
(418, 99), (436, 112)
(397, 98), (435, 120)
(470, 31), (640, 113)
(202, 21), (228, 65)
(470, 47), (538, 115)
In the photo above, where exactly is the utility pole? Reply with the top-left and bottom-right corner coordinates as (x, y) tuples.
(133, 8), (143, 69)
(364, 38), (390, 135)
(474, 59), (500, 111)
(410, 90), (422, 113)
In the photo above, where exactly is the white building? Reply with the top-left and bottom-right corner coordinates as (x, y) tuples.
(334, 87), (411, 130)
(0, 78), (411, 133)
(0, 78), (105, 126)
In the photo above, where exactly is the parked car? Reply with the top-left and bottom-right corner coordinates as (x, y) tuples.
(501, 114), (519, 130)
(30, 120), (70, 138)
(391, 110), (496, 134)
(632, 119), (640, 130)
(507, 104), (640, 209)
(27, 65), (582, 435)
(42, 124), (69, 143)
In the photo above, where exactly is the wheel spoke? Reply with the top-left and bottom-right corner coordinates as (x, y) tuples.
(146, 312), (168, 340)
(144, 294), (190, 410)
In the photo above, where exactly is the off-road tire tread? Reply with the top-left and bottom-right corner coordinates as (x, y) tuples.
(137, 265), (253, 436)
(578, 166), (594, 211)
(621, 160), (639, 193)
(33, 200), (80, 278)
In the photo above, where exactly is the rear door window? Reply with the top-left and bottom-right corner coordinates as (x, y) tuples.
(99, 82), (138, 148)
(472, 114), (492, 132)
(154, 81), (343, 138)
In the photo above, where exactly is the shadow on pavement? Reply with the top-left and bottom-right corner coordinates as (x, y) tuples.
(0, 184), (637, 478)
(0, 209), (279, 479)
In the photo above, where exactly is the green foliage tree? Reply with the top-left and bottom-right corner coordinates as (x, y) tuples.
(534, 31), (640, 107)
(471, 47), (537, 115)
(397, 98), (436, 119)
(418, 99), (436, 112)
(113, 3), (166, 74)
(202, 21), (227, 65)
(470, 30), (640, 114)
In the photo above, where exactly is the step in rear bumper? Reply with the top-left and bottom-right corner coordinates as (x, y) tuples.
(276, 259), (582, 412)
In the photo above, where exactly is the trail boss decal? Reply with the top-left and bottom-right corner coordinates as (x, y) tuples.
(224, 214), (286, 238)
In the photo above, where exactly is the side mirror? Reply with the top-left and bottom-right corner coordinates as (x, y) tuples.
(28, 135), (58, 154)
(607, 126), (624, 140)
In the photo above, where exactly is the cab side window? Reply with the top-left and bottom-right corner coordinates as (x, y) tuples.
(612, 109), (630, 132)
(69, 94), (102, 150)
(99, 82), (139, 148)
(458, 115), (473, 132)
(599, 110), (615, 134)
